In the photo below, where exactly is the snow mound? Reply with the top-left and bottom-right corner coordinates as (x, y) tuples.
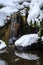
(0, 12), (8, 26)
(0, 40), (6, 50)
(27, 0), (43, 26)
(0, 0), (13, 6)
(0, 6), (19, 16)
(0, 3), (19, 26)
(0, 0), (31, 6)
(0, 0), (26, 26)
(15, 34), (40, 47)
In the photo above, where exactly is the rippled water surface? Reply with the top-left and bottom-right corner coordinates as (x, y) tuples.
(0, 46), (43, 65)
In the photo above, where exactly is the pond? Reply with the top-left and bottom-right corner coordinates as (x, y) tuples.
(0, 47), (43, 65)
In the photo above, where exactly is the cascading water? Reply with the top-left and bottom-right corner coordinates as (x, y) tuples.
(8, 16), (17, 44)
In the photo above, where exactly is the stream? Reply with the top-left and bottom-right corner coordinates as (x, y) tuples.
(0, 47), (43, 65)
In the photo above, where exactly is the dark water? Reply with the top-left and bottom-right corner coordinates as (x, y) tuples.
(0, 46), (43, 65)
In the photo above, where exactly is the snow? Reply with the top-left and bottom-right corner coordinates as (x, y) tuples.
(0, 0), (27, 26)
(0, 2), (19, 26)
(0, 0), (13, 6)
(15, 34), (40, 47)
(0, 12), (8, 26)
(15, 51), (39, 60)
(0, 19), (5, 26)
(27, 0), (43, 26)
(41, 36), (43, 41)
(0, 60), (7, 65)
(22, 2), (30, 7)
(18, 5), (24, 10)
(0, 40), (6, 50)
(0, 6), (19, 16)
(0, 0), (43, 26)
(0, 0), (31, 6)
(13, 0), (31, 3)
(20, 8), (27, 16)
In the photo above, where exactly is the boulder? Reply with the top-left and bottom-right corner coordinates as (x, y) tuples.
(15, 34), (43, 51)
(0, 40), (6, 50)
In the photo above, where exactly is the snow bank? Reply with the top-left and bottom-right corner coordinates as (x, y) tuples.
(0, 0), (13, 6)
(0, 0), (26, 26)
(27, 0), (43, 26)
(15, 51), (39, 60)
(0, 3), (19, 26)
(0, 13), (6, 26)
(0, 40), (6, 50)
(15, 34), (40, 47)
(0, 6), (18, 16)
(0, 0), (31, 6)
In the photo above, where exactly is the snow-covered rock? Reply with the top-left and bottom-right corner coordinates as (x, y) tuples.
(0, 0), (31, 6)
(0, 0), (43, 27)
(0, 0), (26, 26)
(0, 40), (6, 50)
(0, 0), (13, 6)
(15, 34), (40, 47)
(27, 0), (43, 26)
(15, 34), (43, 51)
(0, 0), (32, 26)
(15, 51), (39, 60)
(22, 2), (30, 7)
(0, 4), (19, 26)
(0, 6), (19, 16)
(0, 12), (8, 26)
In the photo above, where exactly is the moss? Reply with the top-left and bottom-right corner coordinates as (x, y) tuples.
(38, 27), (43, 37)
(40, 20), (43, 27)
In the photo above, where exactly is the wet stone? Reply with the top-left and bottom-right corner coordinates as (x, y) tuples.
(15, 40), (43, 51)
(8, 37), (16, 45)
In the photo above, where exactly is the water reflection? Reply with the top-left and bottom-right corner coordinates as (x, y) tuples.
(0, 49), (6, 53)
(0, 47), (43, 65)
(15, 51), (40, 60)
(0, 60), (8, 65)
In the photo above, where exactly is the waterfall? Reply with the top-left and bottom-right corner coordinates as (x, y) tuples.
(8, 17), (17, 44)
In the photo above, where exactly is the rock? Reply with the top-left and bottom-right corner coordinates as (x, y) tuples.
(8, 37), (16, 45)
(15, 41), (43, 51)
(0, 40), (6, 50)
(15, 34), (43, 51)
(15, 45), (31, 51)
